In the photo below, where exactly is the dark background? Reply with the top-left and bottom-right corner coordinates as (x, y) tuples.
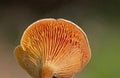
(0, 0), (120, 78)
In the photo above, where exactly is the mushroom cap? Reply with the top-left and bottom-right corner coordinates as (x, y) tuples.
(15, 18), (91, 78)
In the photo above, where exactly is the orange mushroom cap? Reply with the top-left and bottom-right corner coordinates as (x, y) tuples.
(14, 18), (91, 78)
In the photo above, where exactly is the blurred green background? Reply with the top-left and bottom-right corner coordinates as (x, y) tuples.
(0, 0), (120, 78)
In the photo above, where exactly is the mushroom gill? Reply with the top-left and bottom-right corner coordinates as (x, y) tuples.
(14, 18), (91, 78)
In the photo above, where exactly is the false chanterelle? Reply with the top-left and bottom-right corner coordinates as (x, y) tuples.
(14, 18), (91, 78)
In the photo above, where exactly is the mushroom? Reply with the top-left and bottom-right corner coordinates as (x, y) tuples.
(14, 18), (91, 78)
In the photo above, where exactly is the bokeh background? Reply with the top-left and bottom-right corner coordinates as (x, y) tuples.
(0, 0), (120, 78)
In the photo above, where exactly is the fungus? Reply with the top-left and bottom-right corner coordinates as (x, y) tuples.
(14, 18), (91, 78)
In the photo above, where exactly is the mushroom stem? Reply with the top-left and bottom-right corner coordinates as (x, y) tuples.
(41, 66), (53, 78)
